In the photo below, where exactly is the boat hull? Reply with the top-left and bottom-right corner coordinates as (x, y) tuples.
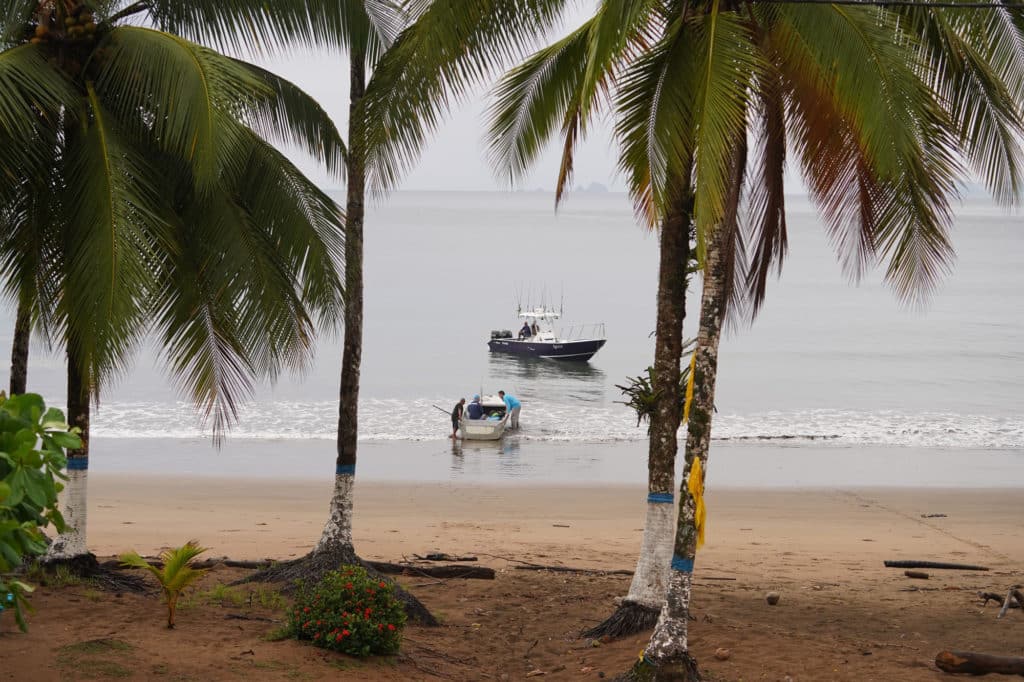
(460, 417), (507, 440)
(487, 338), (606, 362)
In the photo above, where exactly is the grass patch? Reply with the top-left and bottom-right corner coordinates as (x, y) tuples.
(264, 624), (294, 642)
(27, 563), (84, 588)
(183, 583), (287, 611)
(56, 638), (134, 679)
(58, 638), (133, 656)
(82, 588), (104, 602)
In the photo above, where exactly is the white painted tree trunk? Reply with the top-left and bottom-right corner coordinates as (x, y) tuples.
(645, 566), (693, 660)
(315, 471), (354, 552)
(47, 462), (88, 559)
(624, 496), (675, 607)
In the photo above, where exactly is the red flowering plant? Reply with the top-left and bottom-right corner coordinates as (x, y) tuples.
(288, 565), (406, 656)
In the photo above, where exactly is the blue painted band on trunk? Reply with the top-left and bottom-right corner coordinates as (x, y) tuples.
(336, 464), (355, 476)
(67, 457), (88, 471)
(671, 556), (694, 572)
(647, 492), (674, 504)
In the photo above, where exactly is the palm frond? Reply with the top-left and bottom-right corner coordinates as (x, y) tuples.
(742, 66), (787, 318)
(486, 19), (593, 186)
(59, 85), (168, 391)
(231, 59), (347, 179)
(363, 0), (571, 194)
(907, 8), (1024, 204)
(690, 4), (760, 263)
(1, 0), (34, 46)
(143, 0), (396, 62)
(0, 45), (79, 173)
(614, 14), (699, 227)
(94, 26), (270, 189)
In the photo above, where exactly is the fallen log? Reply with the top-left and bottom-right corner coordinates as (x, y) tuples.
(935, 650), (1024, 676)
(884, 560), (989, 571)
(413, 553), (478, 562)
(512, 565), (634, 576)
(905, 570), (930, 580)
(364, 561), (495, 580)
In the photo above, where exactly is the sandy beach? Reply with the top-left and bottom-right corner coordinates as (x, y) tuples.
(3, 472), (1023, 680)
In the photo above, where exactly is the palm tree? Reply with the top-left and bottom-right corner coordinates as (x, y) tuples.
(623, 3), (1024, 679)
(238, 1), (578, 627)
(0, 0), (346, 564)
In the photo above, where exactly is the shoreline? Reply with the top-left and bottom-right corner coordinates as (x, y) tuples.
(88, 436), (1024, 488)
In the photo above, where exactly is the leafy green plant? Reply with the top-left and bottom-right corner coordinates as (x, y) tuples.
(120, 541), (207, 628)
(289, 565), (406, 657)
(617, 340), (696, 431)
(0, 392), (78, 630)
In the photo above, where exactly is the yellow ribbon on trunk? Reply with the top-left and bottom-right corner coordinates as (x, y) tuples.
(683, 351), (696, 422)
(687, 456), (706, 549)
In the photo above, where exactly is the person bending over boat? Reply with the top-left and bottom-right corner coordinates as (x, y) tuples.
(519, 321), (531, 339)
(466, 395), (485, 420)
(498, 391), (521, 430)
(451, 398), (465, 439)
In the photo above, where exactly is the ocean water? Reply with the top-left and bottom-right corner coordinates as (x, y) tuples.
(2, 191), (1021, 465)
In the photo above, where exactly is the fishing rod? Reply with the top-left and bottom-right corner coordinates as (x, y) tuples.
(431, 404), (451, 415)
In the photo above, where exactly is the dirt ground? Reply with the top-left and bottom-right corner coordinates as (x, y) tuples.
(2, 554), (1022, 682)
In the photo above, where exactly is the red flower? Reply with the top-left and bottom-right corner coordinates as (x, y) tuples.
(317, 620), (323, 626)
(388, 624), (396, 631)
(378, 581), (386, 588)
(364, 608), (372, 617)
(303, 607), (310, 613)
(346, 582), (353, 590)
(378, 624), (383, 631)
(314, 633), (321, 640)
(342, 629), (351, 637)
(336, 633), (343, 641)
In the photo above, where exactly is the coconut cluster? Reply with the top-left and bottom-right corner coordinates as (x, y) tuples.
(28, 4), (98, 47)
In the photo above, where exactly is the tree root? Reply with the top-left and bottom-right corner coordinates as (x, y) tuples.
(229, 546), (438, 626)
(617, 652), (701, 681)
(582, 600), (660, 639)
(39, 554), (148, 593)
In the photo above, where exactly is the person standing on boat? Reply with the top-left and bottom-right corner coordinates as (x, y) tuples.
(450, 398), (465, 439)
(519, 321), (532, 339)
(466, 395), (485, 420)
(498, 390), (522, 430)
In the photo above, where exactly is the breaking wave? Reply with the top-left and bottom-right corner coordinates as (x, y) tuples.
(88, 399), (1023, 450)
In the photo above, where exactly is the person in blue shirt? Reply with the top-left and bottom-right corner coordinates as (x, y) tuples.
(497, 390), (521, 430)
(466, 395), (485, 420)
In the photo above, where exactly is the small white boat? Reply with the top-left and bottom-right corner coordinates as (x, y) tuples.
(460, 395), (509, 441)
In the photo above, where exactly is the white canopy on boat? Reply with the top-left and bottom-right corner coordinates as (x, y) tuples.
(517, 307), (561, 320)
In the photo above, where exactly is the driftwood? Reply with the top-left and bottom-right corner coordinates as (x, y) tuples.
(364, 560), (495, 580)
(997, 588), (1024, 619)
(980, 592), (1020, 607)
(905, 570), (930, 580)
(884, 560), (989, 571)
(512, 564), (634, 576)
(413, 553), (478, 562)
(935, 650), (1024, 676)
(477, 552), (634, 576)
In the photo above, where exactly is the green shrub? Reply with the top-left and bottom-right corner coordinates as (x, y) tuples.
(0, 393), (78, 630)
(289, 565), (406, 657)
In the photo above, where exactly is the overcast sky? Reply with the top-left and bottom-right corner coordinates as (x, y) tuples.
(246, 4), (639, 194)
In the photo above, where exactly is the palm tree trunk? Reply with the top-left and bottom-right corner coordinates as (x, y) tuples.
(9, 297), (30, 395)
(47, 347), (91, 560)
(316, 51), (365, 556)
(637, 216), (730, 681)
(584, 191), (693, 639)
